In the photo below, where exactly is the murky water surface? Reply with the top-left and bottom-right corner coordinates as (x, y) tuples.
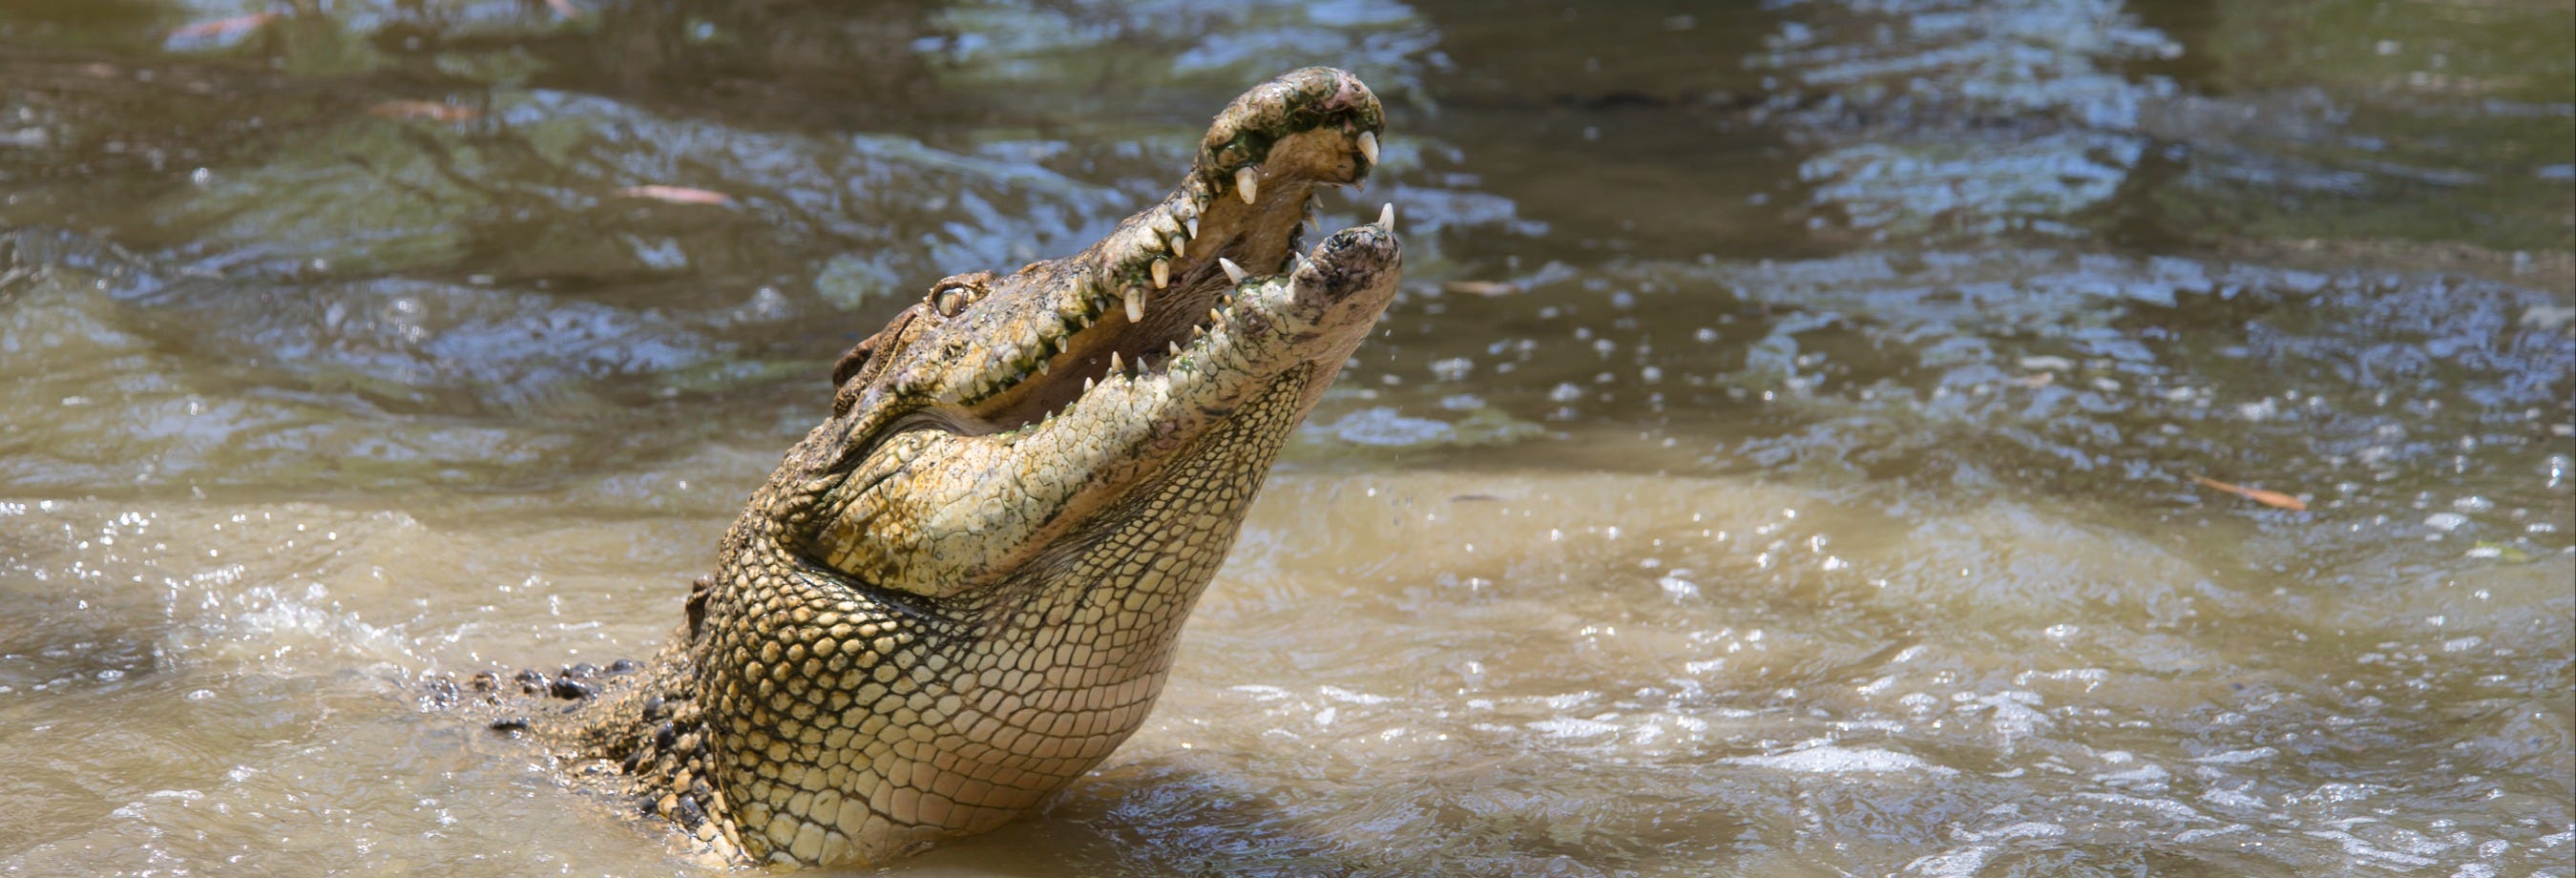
(4, 1), (2570, 875)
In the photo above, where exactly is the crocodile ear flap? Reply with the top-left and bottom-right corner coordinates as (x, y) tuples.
(829, 325), (886, 387)
(830, 306), (921, 416)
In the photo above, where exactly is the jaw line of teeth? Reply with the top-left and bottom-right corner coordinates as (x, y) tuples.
(958, 126), (1390, 412)
(982, 292), (1255, 435)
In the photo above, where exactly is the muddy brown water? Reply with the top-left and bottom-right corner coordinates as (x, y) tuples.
(3, 1), (2570, 875)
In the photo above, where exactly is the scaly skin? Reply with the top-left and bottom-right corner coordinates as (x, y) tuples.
(468, 68), (1399, 868)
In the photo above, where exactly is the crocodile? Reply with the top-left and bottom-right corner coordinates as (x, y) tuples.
(462, 67), (1399, 868)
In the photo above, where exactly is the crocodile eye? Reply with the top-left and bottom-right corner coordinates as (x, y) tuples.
(925, 273), (994, 318)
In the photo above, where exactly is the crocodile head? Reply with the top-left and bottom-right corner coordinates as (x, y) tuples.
(557, 68), (1399, 868)
(803, 67), (1393, 599)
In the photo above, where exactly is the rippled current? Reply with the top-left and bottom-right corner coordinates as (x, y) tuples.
(2, 1), (2570, 875)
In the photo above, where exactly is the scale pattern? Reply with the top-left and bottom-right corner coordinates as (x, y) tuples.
(700, 368), (1309, 863)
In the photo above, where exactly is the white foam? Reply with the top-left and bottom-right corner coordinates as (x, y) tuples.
(1722, 745), (1958, 775)
(1526, 717), (1622, 739)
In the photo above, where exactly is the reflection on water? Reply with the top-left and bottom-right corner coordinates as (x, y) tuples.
(2, 0), (2569, 875)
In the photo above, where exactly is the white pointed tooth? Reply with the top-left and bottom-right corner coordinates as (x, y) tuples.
(1378, 202), (1396, 232)
(1358, 130), (1380, 164)
(1037, 359), (1050, 375)
(1167, 341), (1182, 357)
(1208, 308), (1223, 324)
(1151, 259), (1170, 290)
(1293, 251), (1312, 274)
(1236, 166), (1259, 204)
(1185, 217), (1199, 239)
(1169, 236), (1185, 259)
(1218, 258), (1248, 284)
(1124, 286), (1146, 323)
(1108, 351), (1121, 373)
(1084, 375), (1095, 391)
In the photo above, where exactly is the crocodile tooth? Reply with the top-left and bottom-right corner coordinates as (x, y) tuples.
(1378, 202), (1396, 232)
(1236, 167), (1259, 204)
(1208, 308), (1223, 324)
(1192, 324), (1205, 340)
(1218, 258), (1247, 284)
(1167, 341), (1181, 357)
(1124, 286), (1146, 323)
(1293, 251), (1312, 274)
(1151, 259), (1169, 290)
(1169, 236), (1185, 259)
(1083, 375), (1095, 391)
(1037, 359), (1050, 375)
(1108, 351), (1121, 373)
(1185, 217), (1199, 239)
(1358, 130), (1379, 165)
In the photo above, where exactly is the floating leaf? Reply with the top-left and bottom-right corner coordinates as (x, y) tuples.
(166, 12), (277, 44)
(1441, 280), (1520, 297)
(613, 185), (736, 206)
(2189, 474), (2308, 512)
(2469, 541), (2532, 563)
(367, 100), (480, 123)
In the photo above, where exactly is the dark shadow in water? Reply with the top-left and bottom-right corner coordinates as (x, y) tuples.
(910, 751), (1753, 878)
(518, 0), (953, 131)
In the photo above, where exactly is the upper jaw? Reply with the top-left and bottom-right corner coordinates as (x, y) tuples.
(859, 67), (1388, 430)
(792, 68), (1402, 599)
